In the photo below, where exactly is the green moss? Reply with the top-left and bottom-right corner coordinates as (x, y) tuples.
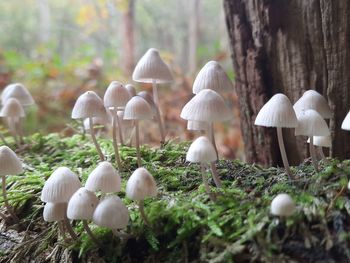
(1, 133), (350, 262)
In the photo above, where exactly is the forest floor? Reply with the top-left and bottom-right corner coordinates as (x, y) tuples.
(0, 133), (350, 263)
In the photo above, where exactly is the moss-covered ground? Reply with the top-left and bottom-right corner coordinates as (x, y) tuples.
(0, 133), (350, 263)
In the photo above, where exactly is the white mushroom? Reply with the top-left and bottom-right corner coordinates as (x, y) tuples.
(1, 83), (35, 107)
(271, 193), (295, 217)
(307, 135), (331, 160)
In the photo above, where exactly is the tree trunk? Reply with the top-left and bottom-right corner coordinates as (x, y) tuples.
(224, 0), (350, 166)
(188, 0), (200, 75)
(121, 0), (135, 75)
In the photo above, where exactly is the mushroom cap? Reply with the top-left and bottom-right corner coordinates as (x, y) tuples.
(295, 109), (330, 136)
(72, 91), (107, 119)
(293, 90), (332, 119)
(104, 81), (131, 109)
(132, 48), (173, 84)
(125, 84), (137, 97)
(67, 187), (99, 220)
(126, 167), (157, 201)
(43, 202), (67, 222)
(271, 193), (295, 217)
(93, 195), (129, 229)
(187, 120), (209, 131)
(117, 111), (133, 128)
(180, 89), (231, 122)
(1, 83), (35, 106)
(41, 167), (82, 203)
(83, 115), (110, 131)
(341, 111), (350, 130)
(0, 98), (25, 118)
(123, 96), (153, 120)
(0, 146), (23, 176)
(255, 94), (298, 128)
(85, 161), (121, 193)
(193, 61), (233, 95)
(186, 136), (217, 163)
(307, 135), (331, 148)
(348, 180), (350, 191)
(137, 91), (157, 114)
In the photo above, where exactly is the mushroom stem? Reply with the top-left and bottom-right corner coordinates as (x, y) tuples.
(152, 79), (159, 107)
(83, 220), (100, 246)
(135, 121), (142, 167)
(200, 164), (215, 201)
(9, 118), (18, 145)
(112, 110), (122, 170)
(276, 127), (293, 179)
(309, 136), (319, 171)
(210, 162), (222, 188)
(88, 117), (105, 161)
(318, 147), (326, 160)
(138, 200), (151, 226)
(1, 175), (18, 221)
(152, 79), (165, 144)
(115, 111), (124, 145)
(64, 218), (78, 240)
(58, 221), (69, 242)
(207, 123), (218, 158)
(17, 118), (24, 144)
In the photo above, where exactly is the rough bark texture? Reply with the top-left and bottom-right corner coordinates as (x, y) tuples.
(224, 0), (350, 166)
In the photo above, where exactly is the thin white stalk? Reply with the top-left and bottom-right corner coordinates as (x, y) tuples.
(135, 121), (141, 167)
(64, 218), (78, 240)
(318, 146), (326, 160)
(276, 127), (293, 179)
(210, 162), (222, 188)
(83, 220), (100, 245)
(152, 79), (159, 106)
(152, 79), (165, 143)
(207, 122), (218, 158)
(112, 109), (122, 170)
(115, 110), (124, 145)
(89, 117), (105, 161)
(309, 136), (319, 171)
(200, 163), (215, 201)
(138, 200), (150, 227)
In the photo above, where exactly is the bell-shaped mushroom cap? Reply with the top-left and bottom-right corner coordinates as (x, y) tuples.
(187, 120), (209, 131)
(104, 81), (131, 109)
(293, 90), (332, 119)
(43, 202), (67, 222)
(126, 167), (157, 201)
(123, 96), (153, 120)
(307, 135), (331, 148)
(180, 89), (231, 122)
(41, 167), (81, 203)
(0, 146), (23, 176)
(255, 94), (297, 128)
(67, 187), (99, 220)
(295, 109), (330, 136)
(341, 111), (350, 130)
(0, 98), (25, 118)
(125, 84), (137, 97)
(85, 161), (121, 193)
(137, 91), (157, 114)
(117, 111), (133, 128)
(132, 48), (173, 84)
(270, 193), (295, 217)
(186, 136), (217, 163)
(1, 83), (35, 106)
(93, 195), (129, 229)
(193, 61), (233, 95)
(72, 91), (107, 119)
(348, 180), (350, 190)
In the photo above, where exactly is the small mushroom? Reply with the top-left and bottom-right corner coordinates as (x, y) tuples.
(0, 146), (23, 222)
(271, 193), (295, 217)
(123, 96), (153, 167)
(295, 109), (330, 171)
(85, 161), (121, 194)
(1, 83), (35, 107)
(126, 167), (157, 226)
(187, 120), (208, 134)
(255, 94), (297, 179)
(341, 111), (350, 130)
(125, 84), (137, 97)
(43, 202), (68, 240)
(117, 111), (134, 145)
(307, 135), (331, 160)
(83, 116), (110, 137)
(67, 187), (100, 245)
(72, 91), (107, 161)
(186, 136), (217, 199)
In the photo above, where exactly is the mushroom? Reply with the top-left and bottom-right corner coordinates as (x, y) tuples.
(293, 90), (332, 118)
(93, 195), (129, 236)
(187, 120), (208, 135)
(271, 193), (295, 217)
(341, 111), (350, 130)
(117, 111), (134, 146)
(104, 81), (131, 169)
(137, 91), (165, 144)
(126, 167), (157, 226)
(123, 96), (153, 167)
(85, 161), (121, 194)
(72, 91), (107, 161)
(67, 187), (100, 245)
(83, 116), (110, 137)
(255, 94), (298, 179)
(1, 83), (35, 107)
(192, 61), (233, 95)
(0, 98), (25, 144)
(43, 202), (68, 240)
(295, 109), (330, 171)
(41, 167), (81, 240)
(186, 136), (217, 199)
(0, 146), (23, 222)
(307, 135), (331, 160)
(125, 84), (137, 97)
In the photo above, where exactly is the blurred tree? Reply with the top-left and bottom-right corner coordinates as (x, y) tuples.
(224, 0), (350, 166)
(188, 0), (200, 75)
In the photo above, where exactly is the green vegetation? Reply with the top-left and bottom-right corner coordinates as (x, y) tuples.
(0, 133), (350, 262)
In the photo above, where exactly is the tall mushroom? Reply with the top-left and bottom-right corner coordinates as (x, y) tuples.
(125, 84), (137, 97)
(126, 167), (157, 226)
(0, 146), (23, 222)
(123, 96), (153, 167)
(43, 203), (68, 241)
(255, 94), (298, 179)
(295, 109), (330, 171)
(103, 81), (131, 169)
(72, 91), (107, 161)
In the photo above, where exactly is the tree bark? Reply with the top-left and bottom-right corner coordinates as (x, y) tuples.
(224, 0), (350, 166)
(188, 0), (200, 75)
(121, 0), (135, 75)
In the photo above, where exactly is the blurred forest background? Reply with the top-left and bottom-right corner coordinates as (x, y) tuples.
(0, 0), (243, 159)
